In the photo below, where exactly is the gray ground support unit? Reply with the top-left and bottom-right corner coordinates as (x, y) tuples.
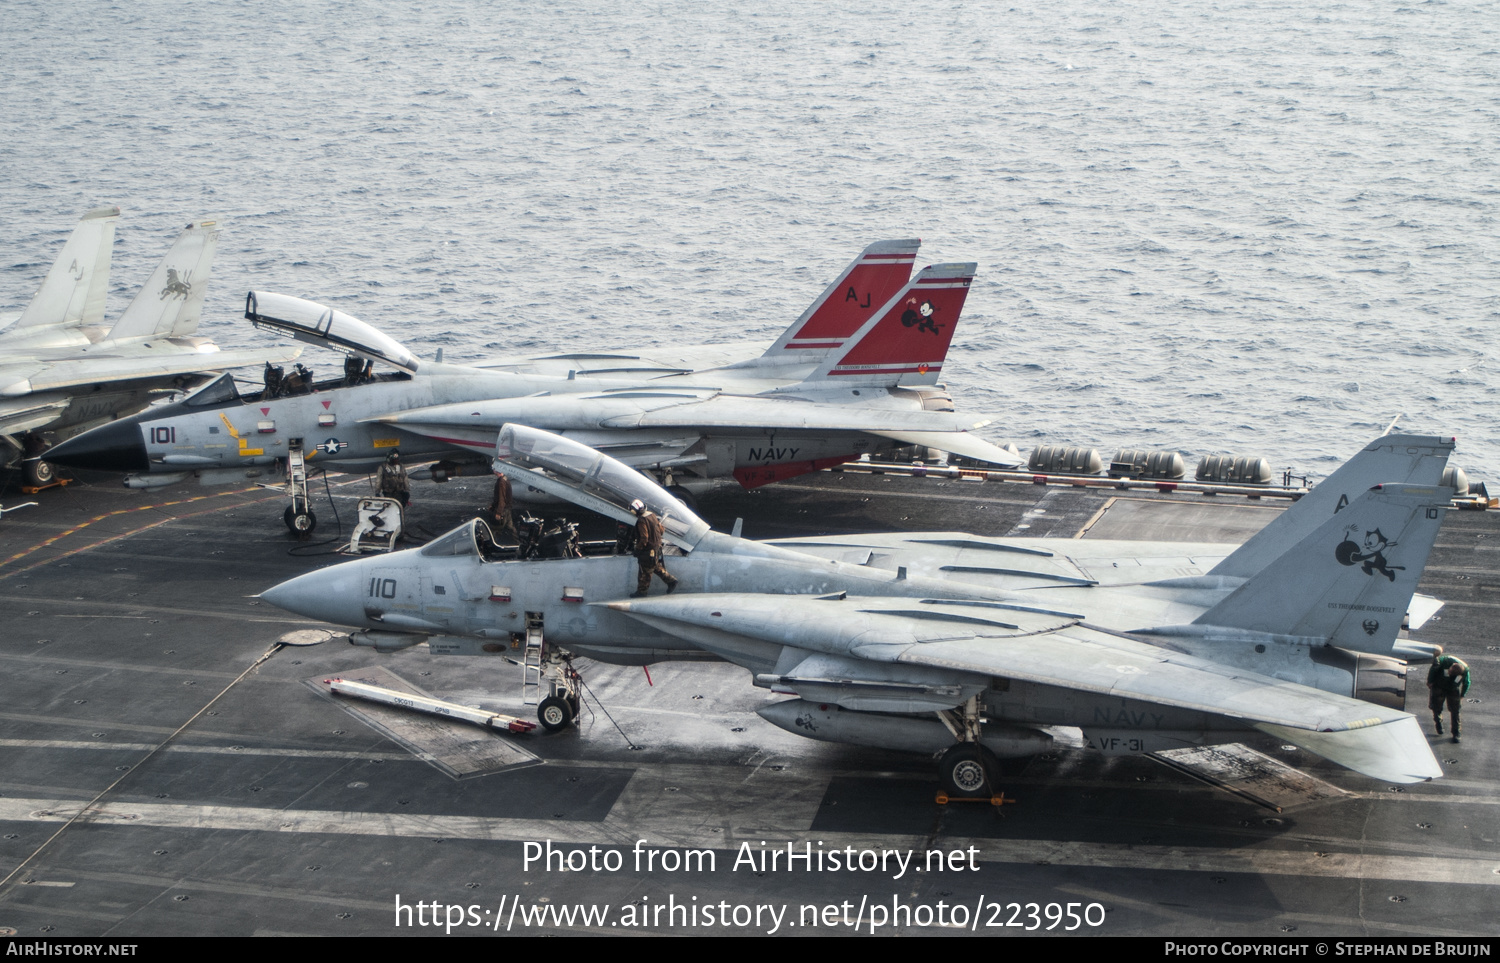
(0, 467), (1495, 936)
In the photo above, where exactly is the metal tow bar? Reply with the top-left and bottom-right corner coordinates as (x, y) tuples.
(325, 678), (537, 733)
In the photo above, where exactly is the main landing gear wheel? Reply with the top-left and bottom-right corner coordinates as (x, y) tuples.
(940, 744), (999, 798)
(284, 505), (317, 535)
(23, 458), (54, 488)
(538, 695), (574, 733)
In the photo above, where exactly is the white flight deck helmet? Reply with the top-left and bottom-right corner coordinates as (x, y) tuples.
(630, 499), (646, 515)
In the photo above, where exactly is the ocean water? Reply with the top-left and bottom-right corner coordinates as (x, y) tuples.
(2, 0), (1495, 481)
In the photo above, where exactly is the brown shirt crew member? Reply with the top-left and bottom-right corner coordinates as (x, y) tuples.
(629, 498), (678, 597)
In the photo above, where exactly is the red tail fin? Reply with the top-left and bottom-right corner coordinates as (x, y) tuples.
(760, 239), (920, 361)
(803, 262), (976, 386)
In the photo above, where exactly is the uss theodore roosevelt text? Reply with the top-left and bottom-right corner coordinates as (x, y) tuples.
(523, 839), (980, 880)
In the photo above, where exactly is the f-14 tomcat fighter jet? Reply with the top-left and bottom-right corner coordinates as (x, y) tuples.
(1, 214), (299, 485)
(261, 427), (1456, 796)
(47, 243), (1023, 511)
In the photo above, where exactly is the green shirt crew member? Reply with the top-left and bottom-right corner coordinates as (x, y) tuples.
(1427, 654), (1471, 742)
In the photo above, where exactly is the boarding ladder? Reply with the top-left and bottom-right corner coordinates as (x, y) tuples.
(287, 441), (311, 520)
(521, 613), (545, 707)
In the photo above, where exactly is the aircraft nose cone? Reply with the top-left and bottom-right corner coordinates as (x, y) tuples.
(260, 566), (364, 626)
(259, 573), (321, 620)
(45, 420), (150, 472)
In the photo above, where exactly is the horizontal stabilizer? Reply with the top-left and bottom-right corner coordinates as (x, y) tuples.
(107, 220), (221, 340)
(868, 428), (1023, 468)
(15, 206), (120, 331)
(1256, 718), (1441, 784)
(759, 240), (920, 362)
(1407, 593), (1444, 631)
(0, 398), (73, 436)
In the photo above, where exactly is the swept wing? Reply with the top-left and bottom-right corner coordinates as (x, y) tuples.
(0, 346), (301, 399)
(611, 592), (1441, 783)
(368, 391), (1021, 468)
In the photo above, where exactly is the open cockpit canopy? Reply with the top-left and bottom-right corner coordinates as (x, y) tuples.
(492, 424), (711, 551)
(244, 291), (418, 373)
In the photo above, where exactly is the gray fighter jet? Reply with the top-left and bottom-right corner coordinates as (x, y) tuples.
(47, 244), (1022, 523)
(1, 215), (299, 485)
(261, 427), (1455, 794)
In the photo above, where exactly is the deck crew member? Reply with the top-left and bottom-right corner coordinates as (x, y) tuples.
(629, 498), (677, 597)
(376, 450), (410, 509)
(488, 472), (518, 542)
(1428, 654), (1471, 742)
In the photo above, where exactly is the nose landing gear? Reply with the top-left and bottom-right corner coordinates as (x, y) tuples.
(523, 613), (583, 732)
(538, 691), (583, 733)
(282, 441), (316, 536)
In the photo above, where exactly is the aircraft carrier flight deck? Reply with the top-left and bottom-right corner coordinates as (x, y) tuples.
(0, 466), (1495, 938)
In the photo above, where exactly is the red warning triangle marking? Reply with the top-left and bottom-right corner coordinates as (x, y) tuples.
(260, 407), (270, 415)
(322, 400), (331, 409)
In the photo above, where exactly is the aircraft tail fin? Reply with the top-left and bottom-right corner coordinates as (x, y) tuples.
(106, 219), (221, 341)
(798, 262), (977, 387)
(14, 206), (120, 330)
(1210, 435), (1454, 578)
(757, 240), (920, 362)
(1194, 484), (1453, 654)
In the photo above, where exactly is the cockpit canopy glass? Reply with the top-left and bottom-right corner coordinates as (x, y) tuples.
(419, 518), (483, 557)
(495, 424), (711, 550)
(244, 291), (419, 373)
(183, 372), (242, 407)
